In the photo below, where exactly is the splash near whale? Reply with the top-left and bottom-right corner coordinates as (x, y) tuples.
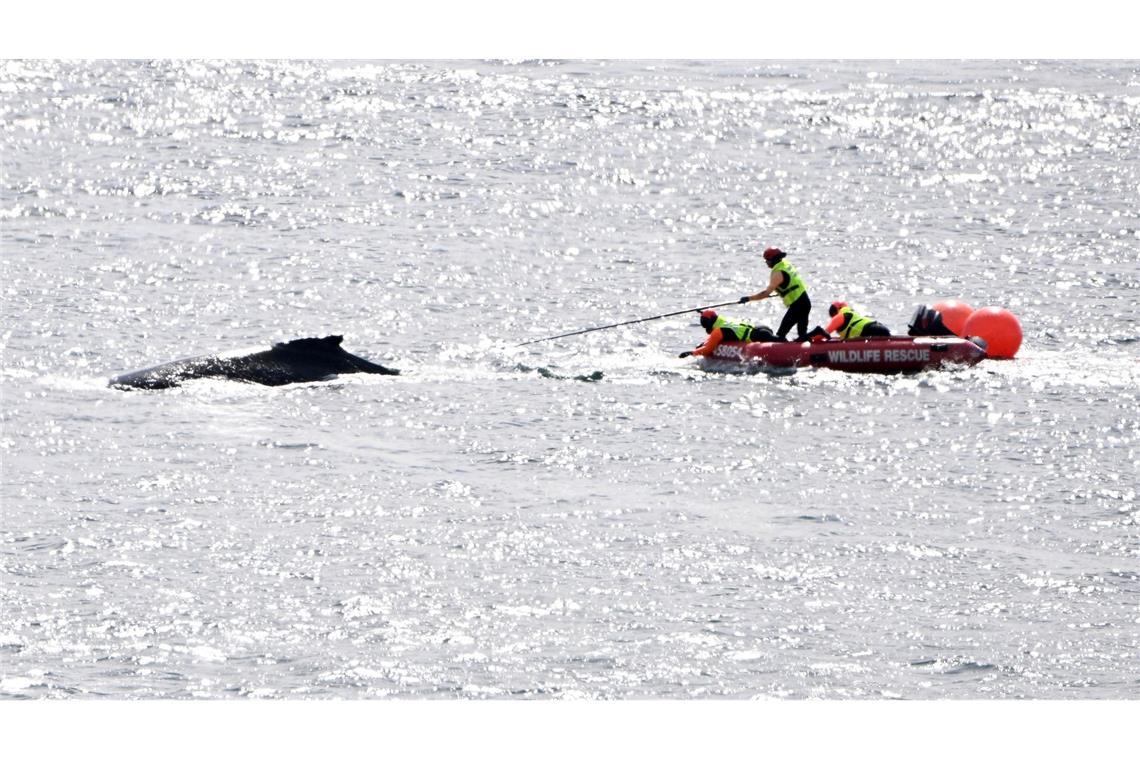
(109, 335), (399, 390)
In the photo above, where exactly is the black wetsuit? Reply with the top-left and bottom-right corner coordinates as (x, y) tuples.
(777, 293), (811, 341)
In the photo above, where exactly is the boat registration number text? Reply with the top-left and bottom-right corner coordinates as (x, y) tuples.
(712, 345), (744, 359)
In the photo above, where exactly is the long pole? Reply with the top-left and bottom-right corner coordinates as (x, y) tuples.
(516, 300), (743, 347)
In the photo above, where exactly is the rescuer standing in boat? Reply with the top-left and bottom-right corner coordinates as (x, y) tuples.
(807, 301), (892, 340)
(679, 310), (776, 358)
(738, 247), (812, 341)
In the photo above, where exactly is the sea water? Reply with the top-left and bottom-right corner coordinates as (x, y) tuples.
(1, 60), (1138, 699)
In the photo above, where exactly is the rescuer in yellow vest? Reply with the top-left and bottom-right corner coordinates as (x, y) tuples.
(679, 310), (777, 358)
(738, 247), (811, 342)
(807, 301), (892, 340)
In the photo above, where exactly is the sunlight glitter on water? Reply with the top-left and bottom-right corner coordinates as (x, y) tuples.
(2, 60), (1138, 699)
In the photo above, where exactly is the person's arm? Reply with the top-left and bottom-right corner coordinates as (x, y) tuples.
(691, 328), (725, 357)
(825, 312), (845, 335)
(740, 269), (786, 302)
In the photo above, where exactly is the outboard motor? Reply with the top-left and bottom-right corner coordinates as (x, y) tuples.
(908, 304), (957, 337)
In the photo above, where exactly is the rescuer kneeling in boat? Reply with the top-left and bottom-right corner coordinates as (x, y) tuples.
(806, 301), (892, 341)
(679, 310), (776, 358)
(738, 247), (812, 341)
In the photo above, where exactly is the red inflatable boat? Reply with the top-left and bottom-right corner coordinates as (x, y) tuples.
(699, 335), (987, 374)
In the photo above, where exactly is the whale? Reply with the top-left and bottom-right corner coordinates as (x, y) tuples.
(109, 335), (399, 390)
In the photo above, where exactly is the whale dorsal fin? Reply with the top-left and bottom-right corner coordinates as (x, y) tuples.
(273, 335), (345, 352)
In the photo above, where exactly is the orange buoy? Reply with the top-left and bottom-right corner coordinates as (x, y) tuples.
(963, 306), (1022, 359)
(931, 299), (974, 336)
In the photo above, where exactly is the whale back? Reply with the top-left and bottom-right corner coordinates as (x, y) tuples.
(110, 335), (398, 389)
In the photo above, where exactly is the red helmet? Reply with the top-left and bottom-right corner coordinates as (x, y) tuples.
(829, 301), (848, 317)
(699, 309), (718, 330)
(762, 247), (785, 263)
